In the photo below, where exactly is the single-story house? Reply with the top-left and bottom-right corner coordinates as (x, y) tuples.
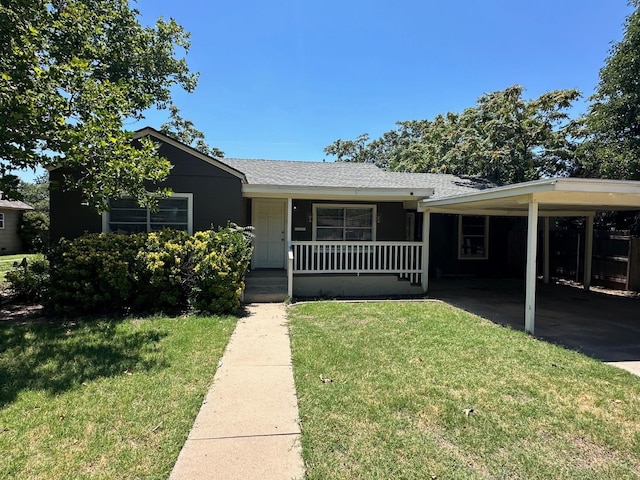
(50, 127), (640, 334)
(0, 193), (33, 254)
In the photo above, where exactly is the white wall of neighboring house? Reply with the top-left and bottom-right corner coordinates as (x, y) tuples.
(0, 209), (23, 254)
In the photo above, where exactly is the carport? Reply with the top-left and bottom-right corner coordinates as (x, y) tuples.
(418, 178), (640, 335)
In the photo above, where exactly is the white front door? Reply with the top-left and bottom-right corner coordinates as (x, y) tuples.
(253, 199), (286, 269)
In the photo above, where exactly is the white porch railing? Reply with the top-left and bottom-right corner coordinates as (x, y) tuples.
(291, 241), (423, 284)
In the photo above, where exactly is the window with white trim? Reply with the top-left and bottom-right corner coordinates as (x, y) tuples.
(0, 212), (4, 229)
(105, 194), (193, 234)
(458, 215), (488, 259)
(313, 204), (376, 241)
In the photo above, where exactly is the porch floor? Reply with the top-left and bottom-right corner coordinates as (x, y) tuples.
(243, 269), (288, 303)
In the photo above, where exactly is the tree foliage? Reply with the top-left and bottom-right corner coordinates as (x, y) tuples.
(19, 210), (50, 252)
(160, 105), (224, 157)
(18, 173), (49, 214)
(0, 0), (198, 208)
(325, 85), (580, 185)
(577, 1), (640, 180)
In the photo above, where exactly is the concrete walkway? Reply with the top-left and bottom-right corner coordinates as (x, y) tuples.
(169, 303), (305, 480)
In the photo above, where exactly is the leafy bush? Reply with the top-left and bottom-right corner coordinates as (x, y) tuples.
(47, 233), (146, 315)
(135, 229), (194, 312)
(19, 211), (50, 253)
(5, 255), (50, 302)
(46, 225), (253, 316)
(191, 226), (254, 314)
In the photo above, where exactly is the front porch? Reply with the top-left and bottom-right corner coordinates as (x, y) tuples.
(243, 269), (288, 303)
(245, 194), (430, 299)
(289, 241), (424, 297)
(243, 241), (426, 301)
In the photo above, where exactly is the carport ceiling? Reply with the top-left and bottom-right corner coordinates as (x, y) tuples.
(419, 178), (640, 216)
(418, 177), (640, 336)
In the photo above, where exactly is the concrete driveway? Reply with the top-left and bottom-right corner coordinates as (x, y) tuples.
(428, 278), (640, 374)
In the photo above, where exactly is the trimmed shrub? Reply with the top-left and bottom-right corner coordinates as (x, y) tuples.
(5, 255), (49, 302)
(47, 233), (146, 315)
(45, 225), (253, 316)
(134, 229), (195, 313)
(190, 226), (254, 314)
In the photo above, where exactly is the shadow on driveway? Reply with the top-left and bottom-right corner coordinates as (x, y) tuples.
(429, 278), (640, 364)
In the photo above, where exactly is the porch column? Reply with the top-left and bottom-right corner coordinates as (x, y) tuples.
(525, 200), (539, 335)
(584, 214), (594, 291)
(286, 198), (293, 298)
(421, 210), (431, 293)
(543, 216), (550, 284)
(286, 198), (292, 247)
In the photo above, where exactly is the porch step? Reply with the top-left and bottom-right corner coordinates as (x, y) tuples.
(243, 270), (288, 303)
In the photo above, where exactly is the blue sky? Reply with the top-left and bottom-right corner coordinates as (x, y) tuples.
(20, 1), (635, 181)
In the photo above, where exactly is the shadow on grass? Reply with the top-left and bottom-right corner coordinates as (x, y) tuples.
(429, 278), (640, 362)
(0, 318), (169, 407)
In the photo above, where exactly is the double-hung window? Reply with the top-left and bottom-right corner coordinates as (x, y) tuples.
(104, 193), (193, 234)
(458, 215), (488, 259)
(0, 212), (4, 229)
(313, 204), (376, 241)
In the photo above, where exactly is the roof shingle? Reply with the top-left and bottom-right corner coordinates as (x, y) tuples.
(218, 158), (488, 197)
(0, 193), (33, 210)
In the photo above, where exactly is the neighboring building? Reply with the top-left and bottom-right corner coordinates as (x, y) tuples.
(0, 193), (33, 254)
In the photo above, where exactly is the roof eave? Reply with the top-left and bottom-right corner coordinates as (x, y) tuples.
(420, 178), (640, 209)
(0, 203), (34, 211)
(242, 184), (434, 201)
(418, 178), (640, 215)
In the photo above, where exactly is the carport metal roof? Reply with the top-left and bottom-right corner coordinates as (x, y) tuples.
(418, 178), (640, 335)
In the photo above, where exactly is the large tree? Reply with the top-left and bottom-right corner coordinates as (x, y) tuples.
(325, 85), (580, 185)
(160, 105), (224, 157)
(18, 173), (50, 214)
(577, 1), (640, 180)
(0, 0), (198, 209)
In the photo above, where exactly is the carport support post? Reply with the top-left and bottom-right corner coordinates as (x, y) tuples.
(421, 210), (431, 293)
(584, 215), (594, 291)
(525, 200), (539, 335)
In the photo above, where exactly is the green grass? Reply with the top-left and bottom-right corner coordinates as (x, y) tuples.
(0, 253), (39, 282)
(289, 301), (640, 480)
(0, 314), (236, 479)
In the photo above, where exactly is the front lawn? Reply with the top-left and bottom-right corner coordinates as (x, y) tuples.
(0, 254), (39, 283)
(0, 314), (235, 479)
(289, 301), (640, 479)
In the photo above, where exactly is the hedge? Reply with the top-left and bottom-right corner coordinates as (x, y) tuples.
(43, 225), (253, 316)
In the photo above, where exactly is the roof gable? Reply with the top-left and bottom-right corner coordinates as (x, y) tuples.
(133, 127), (246, 181)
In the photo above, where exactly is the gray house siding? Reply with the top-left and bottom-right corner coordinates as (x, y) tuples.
(0, 209), (24, 254)
(49, 171), (103, 241)
(428, 214), (517, 278)
(50, 135), (244, 242)
(141, 137), (244, 232)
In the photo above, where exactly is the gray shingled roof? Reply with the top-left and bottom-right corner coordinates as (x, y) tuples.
(218, 158), (489, 198)
(0, 193), (33, 210)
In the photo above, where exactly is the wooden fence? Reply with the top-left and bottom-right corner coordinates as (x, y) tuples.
(549, 230), (640, 290)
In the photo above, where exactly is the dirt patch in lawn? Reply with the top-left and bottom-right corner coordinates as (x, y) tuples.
(0, 293), (48, 324)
